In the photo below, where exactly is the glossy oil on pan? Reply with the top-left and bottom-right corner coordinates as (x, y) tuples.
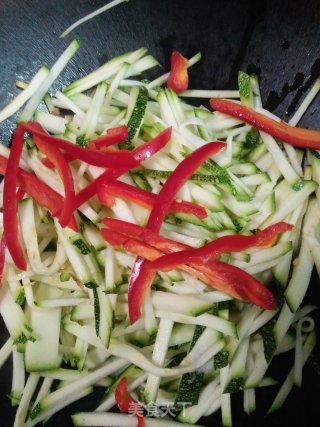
(0, 0), (320, 426)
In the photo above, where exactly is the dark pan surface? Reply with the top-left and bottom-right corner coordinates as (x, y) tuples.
(0, 0), (320, 426)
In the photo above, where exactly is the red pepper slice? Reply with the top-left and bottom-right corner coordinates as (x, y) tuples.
(103, 217), (188, 253)
(0, 155), (77, 232)
(42, 124), (164, 212)
(128, 141), (225, 324)
(148, 222), (293, 272)
(130, 127), (172, 163)
(167, 51), (189, 93)
(41, 157), (55, 169)
(21, 121), (139, 168)
(115, 377), (144, 427)
(41, 126), (128, 161)
(0, 236), (6, 287)
(97, 179), (207, 218)
(16, 187), (26, 202)
(102, 219), (278, 310)
(210, 98), (320, 149)
(101, 228), (163, 261)
(88, 125), (128, 150)
(146, 142), (225, 233)
(198, 260), (276, 310)
(33, 135), (75, 228)
(41, 150), (75, 169)
(72, 127), (172, 211)
(3, 126), (27, 270)
(101, 226), (276, 310)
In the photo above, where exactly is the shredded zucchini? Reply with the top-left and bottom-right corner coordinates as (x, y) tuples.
(0, 36), (318, 427)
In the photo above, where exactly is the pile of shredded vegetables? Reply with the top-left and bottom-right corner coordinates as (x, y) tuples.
(0, 36), (319, 427)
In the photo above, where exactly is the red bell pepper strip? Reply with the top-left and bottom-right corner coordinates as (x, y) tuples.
(101, 219), (279, 310)
(101, 228), (163, 261)
(101, 227), (276, 310)
(115, 377), (144, 427)
(21, 121), (139, 169)
(148, 222), (293, 272)
(0, 155), (77, 232)
(41, 126), (128, 161)
(88, 125), (128, 150)
(41, 157), (55, 169)
(16, 187), (26, 202)
(103, 219), (291, 260)
(250, 222), (293, 248)
(41, 150), (75, 169)
(98, 189), (115, 207)
(97, 179), (207, 218)
(146, 142), (225, 233)
(130, 127), (172, 163)
(3, 126), (27, 270)
(71, 127), (172, 211)
(103, 217), (189, 253)
(128, 141), (225, 324)
(167, 51), (189, 93)
(0, 236), (6, 287)
(210, 98), (320, 149)
(115, 377), (133, 412)
(197, 260), (276, 310)
(33, 135), (75, 228)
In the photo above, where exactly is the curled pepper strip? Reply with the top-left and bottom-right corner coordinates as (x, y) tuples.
(21, 121), (139, 168)
(210, 98), (320, 149)
(100, 225), (277, 310)
(115, 377), (144, 427)
(128, 141), (225, 324)
(167, 51), (189, 93)
(0, 155), (77, 232)
(97, 179), (207, 219)
(72, 127), (172, 211)
(33, 135), (75, 228)
(3, 126), (27, 270)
